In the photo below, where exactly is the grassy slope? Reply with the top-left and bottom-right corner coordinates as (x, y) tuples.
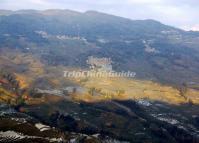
(0, 50), (198, 105)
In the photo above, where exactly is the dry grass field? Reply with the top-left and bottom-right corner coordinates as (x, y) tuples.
(0, 50), (199, 106)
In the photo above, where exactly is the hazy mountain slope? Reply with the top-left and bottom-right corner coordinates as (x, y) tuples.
(0, 9), (199, 85)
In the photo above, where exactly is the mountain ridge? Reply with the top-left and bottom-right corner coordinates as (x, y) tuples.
(0, 9), (190, 32)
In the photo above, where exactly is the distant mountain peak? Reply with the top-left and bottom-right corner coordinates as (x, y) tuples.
(0, 9), (13, 15)
(40, 9), (81, 15)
